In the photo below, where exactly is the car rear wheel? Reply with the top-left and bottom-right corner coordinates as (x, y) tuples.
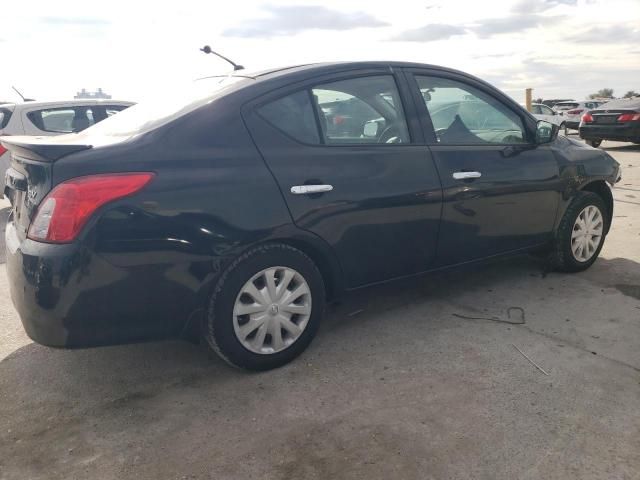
(204, 243), (325, 371)
(550, 192), (607, 272)
(586, 139), (602, 148)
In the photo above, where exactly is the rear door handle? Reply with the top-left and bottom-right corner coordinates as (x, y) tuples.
(290, 185), (333, 195)
(452, 171), (482, 180)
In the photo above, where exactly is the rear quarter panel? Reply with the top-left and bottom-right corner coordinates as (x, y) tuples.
(37, 94), (300, 338)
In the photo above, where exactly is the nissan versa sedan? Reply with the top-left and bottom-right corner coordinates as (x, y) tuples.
(2, 62), (621, 370)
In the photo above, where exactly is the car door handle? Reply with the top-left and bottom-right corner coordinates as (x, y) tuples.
(452, 171), (482, 180)
(290, 185), (334, 195)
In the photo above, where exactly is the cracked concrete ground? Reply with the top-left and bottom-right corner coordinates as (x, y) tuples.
(0, 141), (638, 480)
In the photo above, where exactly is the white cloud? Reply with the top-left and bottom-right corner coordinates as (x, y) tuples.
(1, 0), (638, 104)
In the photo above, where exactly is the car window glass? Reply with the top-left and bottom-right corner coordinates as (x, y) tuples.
(556, 102), (579, 109)
(311, 75), (410, 144)
(531, 105), (541, 114)
(0, 108), (11, 129)
(27, 107), (96, 133)
(416, 75), (526, 145)
(541, 105), (554, 115)
(258, 90), (319, 144)
(105, 105), (128, 117)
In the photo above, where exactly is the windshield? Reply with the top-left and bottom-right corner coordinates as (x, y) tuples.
(83, 76), (248, 137)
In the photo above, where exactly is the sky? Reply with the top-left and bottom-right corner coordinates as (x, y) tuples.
(1, 0), (639, 104)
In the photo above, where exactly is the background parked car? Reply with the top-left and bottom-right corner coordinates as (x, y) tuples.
(0, 99), (133, 197)
(553, 100), (604, 131)
(579, 97), (640, 147)
(529, 103), (566, 134)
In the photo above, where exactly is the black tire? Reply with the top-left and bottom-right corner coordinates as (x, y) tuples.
(204, 243), (325, 371)
(550, 192), (608, 273)
(586, 139), (602, 148)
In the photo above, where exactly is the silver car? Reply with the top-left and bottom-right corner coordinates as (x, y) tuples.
(1, 99), (133, 197)
(553, 100), (604, 131)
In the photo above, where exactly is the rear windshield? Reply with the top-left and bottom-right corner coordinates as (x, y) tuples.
(0, 107), (13, 129)
(84, 76), (249, 137)
(554, 102), (579, 108)
(596, 98), (640, 110)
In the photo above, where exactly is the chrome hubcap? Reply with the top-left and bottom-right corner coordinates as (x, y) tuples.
(571, 205), (603, 262)
(233, 267), (312, 354)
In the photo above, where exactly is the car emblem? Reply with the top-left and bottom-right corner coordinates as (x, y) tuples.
(27, 188), (37, 201)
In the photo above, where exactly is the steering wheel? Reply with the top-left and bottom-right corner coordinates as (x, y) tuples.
(378, 124), (402, 144)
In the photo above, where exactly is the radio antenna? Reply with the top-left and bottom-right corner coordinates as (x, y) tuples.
(200, 45), (244, 71)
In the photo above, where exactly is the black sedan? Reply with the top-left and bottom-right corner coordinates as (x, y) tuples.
(579, 98), (640, 147)
(2, 62), (621, 370)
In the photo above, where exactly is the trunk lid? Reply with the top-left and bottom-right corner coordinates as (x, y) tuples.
(590, 108), (638, 125)
(1, 136), (93, 239)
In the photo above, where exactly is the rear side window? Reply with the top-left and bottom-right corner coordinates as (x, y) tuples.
(27, 107), (96, 133)
(258, 90), (320, 144)
(0, 108), (12, 129)
(104, 105), (129, 117)
(312, 75), (410, 144)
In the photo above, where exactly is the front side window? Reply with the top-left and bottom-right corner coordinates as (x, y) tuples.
(312, 76), (410, 144)
(27, 107), (96, 133)
(416, 75), (526, 145)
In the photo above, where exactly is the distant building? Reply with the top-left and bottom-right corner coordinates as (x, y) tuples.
(74, 88), (111, 100)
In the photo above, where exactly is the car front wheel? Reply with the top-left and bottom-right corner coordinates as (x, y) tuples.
(204, 243), (325, 371)
(586, 139), (602, 148)
(550, 192), (608, 272)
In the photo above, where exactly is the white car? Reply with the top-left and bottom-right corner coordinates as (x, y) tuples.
(526, 103), (568, 135)
(552, 100), (604, 131)
(0, 99), (133, 197)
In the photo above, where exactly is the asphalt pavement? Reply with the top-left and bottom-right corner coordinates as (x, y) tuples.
(0, 140), (638, 480)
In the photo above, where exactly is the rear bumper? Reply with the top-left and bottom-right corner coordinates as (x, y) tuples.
(6, 222), (80, 346)
(579, 123), (640, 142)
(5, 221), (205, 348)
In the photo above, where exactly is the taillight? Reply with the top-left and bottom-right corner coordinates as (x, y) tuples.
(0, 144), (7, 156)
(581, 113), (594, 123)
(617, 113), (640, 122)
(28, 172), (154, 243)
(567, 109), (584, 115)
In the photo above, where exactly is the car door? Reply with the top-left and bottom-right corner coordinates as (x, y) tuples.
(404, 69), (561, 266)
(243, 70), (443, 288)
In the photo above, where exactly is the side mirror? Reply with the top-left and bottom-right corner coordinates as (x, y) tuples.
(363, 120), (379, 138)
(536, 120), (558, 144)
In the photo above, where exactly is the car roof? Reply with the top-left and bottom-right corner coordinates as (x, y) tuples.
(199, 61), (478, 83)
(4, 99), (134, 110)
